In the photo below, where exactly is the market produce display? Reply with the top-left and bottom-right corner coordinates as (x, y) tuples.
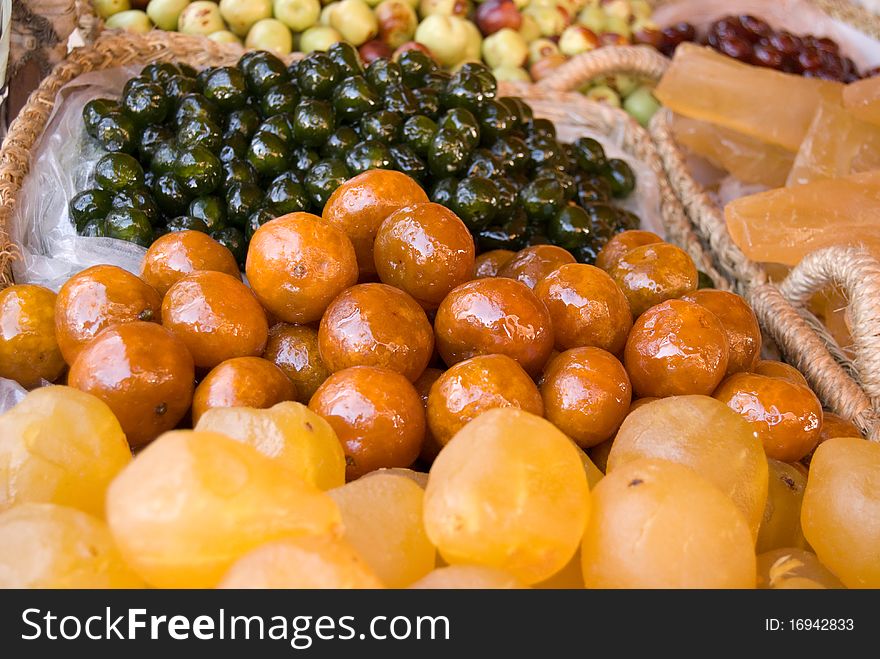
(2, 171), (879, 587)
(69, 48), (641, 263)
(92, 0), (664, 123)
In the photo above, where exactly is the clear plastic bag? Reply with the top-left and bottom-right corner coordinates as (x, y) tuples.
(10, 65), (144, 291)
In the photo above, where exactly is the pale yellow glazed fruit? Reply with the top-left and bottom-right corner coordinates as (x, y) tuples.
(329, 473), (435, 587)
(105, 430), (341, 588)
(535, 552), (584, 589)
(581, 458), (756, 589)
(423, 408), (590, 584)
(409, 565), (527, 589)
(574, 445), (604, 489)
(607, 395), (768, 538)
(195, 401), (345, 490)
(362, 468), (429, 489)
(0, 503), (142, 588)
(756, 459), (807, 554)
(756, 548), (844, 589)
(218, 535), (384, 589)
(801, 437), (880, 588)
(0, 386), (131, 517)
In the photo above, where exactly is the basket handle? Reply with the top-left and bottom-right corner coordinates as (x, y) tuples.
(537, 45), (670, 93)
(749, 246), (880, 439)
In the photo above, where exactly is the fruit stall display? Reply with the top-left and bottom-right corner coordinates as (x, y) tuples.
(1, 16), (880, 590)
(71, 47), (644, 265)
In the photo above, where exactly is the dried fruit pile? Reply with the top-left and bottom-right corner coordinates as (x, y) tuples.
(71, 48), (640, 263)
(2, 168), (877, 588)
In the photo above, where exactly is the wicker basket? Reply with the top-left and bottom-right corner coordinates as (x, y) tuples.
(540, 45), (880, 441)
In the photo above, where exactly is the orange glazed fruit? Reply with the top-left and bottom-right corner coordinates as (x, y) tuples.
(595, 230), (664, 273)
(373, 202), (475, 309)
(140, 230), (240, 297)
(474, 249), (515, 278)
(498, 245), (576, 290)
(0, 284), (66, 388)
(427, 353), (544, 447)
(534, 263), (633, 354)
(753, 360), (809, 387)
(318, 283), (434, 382)
(624, 299), (730, 398)
(245, 212), (358, 324)
(681, 289), (761, 375)
(309, 366), (425, 480)
(804, 412), (862, 467)
(414, 367), (444, 464)
(714, 372), (822, 463)
(263, 323), (329, 403)
(609, 242), (698, 317)
(540, 347), (632, 449)
(434, 277), (554, 377)
(322, 170), (429, 277)
(192, 357), (295, 425)
(55, 265), (161, 365)
(67, 321), (194, 448)
(161, 271), (268, 369)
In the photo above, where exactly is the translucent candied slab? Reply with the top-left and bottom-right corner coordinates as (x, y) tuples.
(725, 170), (880, 265)
(656, 43), (841, 151)
(842, 75), (880, 126)
(672, 115), (794, 187)
(787, 86), (880, 187)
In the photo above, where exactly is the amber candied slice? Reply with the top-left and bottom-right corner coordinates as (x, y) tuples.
(655, 43), (841, 151)
(787, 86), (880, 187)
(725, 170), (880, 265)
(842, 75), (880, 126)
(672, 115), (794, 187)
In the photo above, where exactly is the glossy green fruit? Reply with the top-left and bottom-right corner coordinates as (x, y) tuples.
(390, 144), (427, 181)
(219, 134), (249, 163)
(94, 152), (144, 192)
(177, 117), (222, 151)
(221, 159), (258, 190)
(174, 93), (220, 126)
(401, 115), (437, 157)
(528, 117), (556, 140)
(292, 100), (335, 147)
(546, 205), (595, 250)
(121, 81), (170, 126)
(111, 186), (161, 226)
(413, 87), (440, 118)
(321, 127), (360, 159)
(519, 177), (565, 224)
(428, 129), (471, 177)
(289, 146), (321, 175)
(264, 171), (309, 215)
(359, 110), (402, 143)
(189, 195), (227, 231)
(490, 135), (528, 173)
(165, 215), (210, 233)
(383, 83), (420, 115)
(526, 134), (563, 171)
(327, 41), (363, 78)
(83, 98), (119, 138)
(256, 114), (294, 147)
(174, 145), (222, 196)
(304, 159), (349, 209)
(332, 76), (379, 123)
(366, 59), (403, 94)
(260, 82), (300, 118)
(202, 66), (249, 111)
(150, 141), (178, 174)
(604, 158), (636, 198)
(477, 209), (529, 251)
(438, 108), (480, 150)
(493, 176), (519, 216)
(498, 96), (531, 130)
(442, 66), (497, 113)
(574, 137), (607, 174)
(397, 49), (437, 87)
(152, 173), (191, 217)
(69, 189), (112, 231)
(430, 177), (457, 206)
(225, 182), (264, 228)
(465, 149), (503, 179)
(247, 132), (289, 180)
(211, 226), (247, 266)
(164, 75), (199, 104)
(296, 52), (342, 100)
(345, 140), (393, 175)
(224, 107), (262, 141)
(478, 100), (514, 143)
(142, 62), (181, 83)
(452, 176), (498, 231)
(104, 208), (153, 246)
(245, 208), (277, 240)
(241, 51), (290, 96)
(138, 124), (173, 159)
(96, 113), (136, 154)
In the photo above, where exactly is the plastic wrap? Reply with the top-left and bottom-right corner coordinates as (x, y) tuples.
(0, 376), (28, 414)
(10, 65), (145, 292)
